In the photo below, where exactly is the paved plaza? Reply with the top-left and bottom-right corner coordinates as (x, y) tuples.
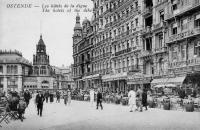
(2, 98), (200, 130)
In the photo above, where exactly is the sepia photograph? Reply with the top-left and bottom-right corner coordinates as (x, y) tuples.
(0, 0), (200, 130)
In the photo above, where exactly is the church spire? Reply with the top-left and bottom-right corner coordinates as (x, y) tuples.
(38, 34), (45, 46)
(74, 13), (82, 31)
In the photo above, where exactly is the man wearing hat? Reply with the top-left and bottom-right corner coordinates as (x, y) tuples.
(35, 91), (45, 117)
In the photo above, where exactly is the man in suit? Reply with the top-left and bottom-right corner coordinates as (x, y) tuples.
(96, 88), (103, 110)
(35, 91), (45, 117)
(24, 90), (31, 107)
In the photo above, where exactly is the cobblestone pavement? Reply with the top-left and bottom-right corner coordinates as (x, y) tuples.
(2, 98), (200, 130)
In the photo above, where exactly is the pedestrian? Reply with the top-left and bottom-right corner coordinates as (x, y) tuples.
(136, 87), (143, 112)
(44, 91), (49, 103)
(35, 91), (45, 117)
(142, 89), (148, 111)
(96, 89), (103, 110)
(56, 91), (60, 103)
(17, 97), (27, 122)
(50, 92), (54, 103)
(128, 88), (136, 112)
(63, 90), (68, 105)
(90, 87), (95, 107)
(67, 90), (71, 105)
(24, 90), (31, 107)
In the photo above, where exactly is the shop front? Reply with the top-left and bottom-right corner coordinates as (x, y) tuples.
(127, 73), (152, 91)
(102, 72), (127, 94)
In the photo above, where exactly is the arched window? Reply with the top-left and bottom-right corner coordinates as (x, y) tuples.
(34, 66), (39, 75)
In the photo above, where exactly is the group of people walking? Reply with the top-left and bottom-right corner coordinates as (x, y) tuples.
(128, 87), (148, 112)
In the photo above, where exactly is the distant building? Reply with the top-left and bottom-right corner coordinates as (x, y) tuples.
(0, 50), (32, 93)
(23, 35), (55, 90)
(0, 35), (74, 94)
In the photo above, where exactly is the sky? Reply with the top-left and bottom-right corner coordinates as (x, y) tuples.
(0, 0), (93, 67)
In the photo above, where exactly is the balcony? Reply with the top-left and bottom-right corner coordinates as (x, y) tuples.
(166, 27), (200, 44)
(141, 26), (152, 35)
(153, 22), (164, 31)
(153, 46), (167, 54)
(140, 50), (153, 58)
(142, 6), (153, 17)
(165, 0), (200, 20)
(114, 48), (132, 57)
(127, 65), (141, 72)
(169, 57), (200, 68)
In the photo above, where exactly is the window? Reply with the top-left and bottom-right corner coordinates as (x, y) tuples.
(159, 10), (164, 22)
(172, 23), (177, 35)
(0, 66), (3, 73)
(181, 18), (188, 30)
(136, 36), (139, 45)
(158, 34), (163, 48)
(195, 14), (200, 27)
(0, 77), (3, 88)
(127, 57), (130, 66)
(171, 46), (178, 60)
(181, 44), (186, 59)
(127, 40), (130, 48)
(194, 41), (200, 56)
(135, 18), (138, 27)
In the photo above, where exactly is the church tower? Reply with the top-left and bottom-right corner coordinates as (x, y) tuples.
(73, 13), (82, 44)
(33, 35), (51, 76)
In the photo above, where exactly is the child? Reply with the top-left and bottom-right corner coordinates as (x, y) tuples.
(17, 97), (27, 122)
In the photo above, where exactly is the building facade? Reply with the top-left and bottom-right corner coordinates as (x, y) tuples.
(72, 0), (200, 95)
(24, 35), (54, 90)
(0, 50), (32, 94)
(72, 14), (93, 90)
(52, 65), (75, 90)
(163, 0), (200, 95)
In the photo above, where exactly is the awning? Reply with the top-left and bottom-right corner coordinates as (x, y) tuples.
(102, 72), (127, 82)
(151, 76), (186, 87)
(91, 74), (100, 79)
(151, 78), (168, 86)
(82, 75), (93, 80)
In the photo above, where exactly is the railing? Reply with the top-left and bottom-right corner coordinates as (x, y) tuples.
(166, 27), (200, 43)
(153, 47), (167, 54)
(141, 26), (152, 34)
(141, 50), (153, 57)
(153, 22), (164, 30)
(142, 6), (153, 15)
(114, 65), (140, 73)
(114, 48), (131, 57)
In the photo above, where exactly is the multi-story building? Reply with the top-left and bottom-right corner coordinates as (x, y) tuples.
(163, 0), (200, 95)
(72, 0), (200, 95)
(72, 14), (93, 90)
(0, 50), (32, 94)
(138, 0), (169, 90)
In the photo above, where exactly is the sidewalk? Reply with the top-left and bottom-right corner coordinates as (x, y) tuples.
(2, 99), (200, 130)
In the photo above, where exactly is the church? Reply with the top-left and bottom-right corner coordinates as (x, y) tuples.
(23, 35), (55, 90)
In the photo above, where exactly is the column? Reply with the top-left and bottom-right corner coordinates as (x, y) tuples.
(3, 76), (7, 96)
(18, 76), (22, 93)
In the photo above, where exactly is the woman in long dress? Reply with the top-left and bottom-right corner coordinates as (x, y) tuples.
(64, 91), (68, 105)
(67, 90), (71, 105)
(128, 88), (136, 112)
(50, 92), (54, 103)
